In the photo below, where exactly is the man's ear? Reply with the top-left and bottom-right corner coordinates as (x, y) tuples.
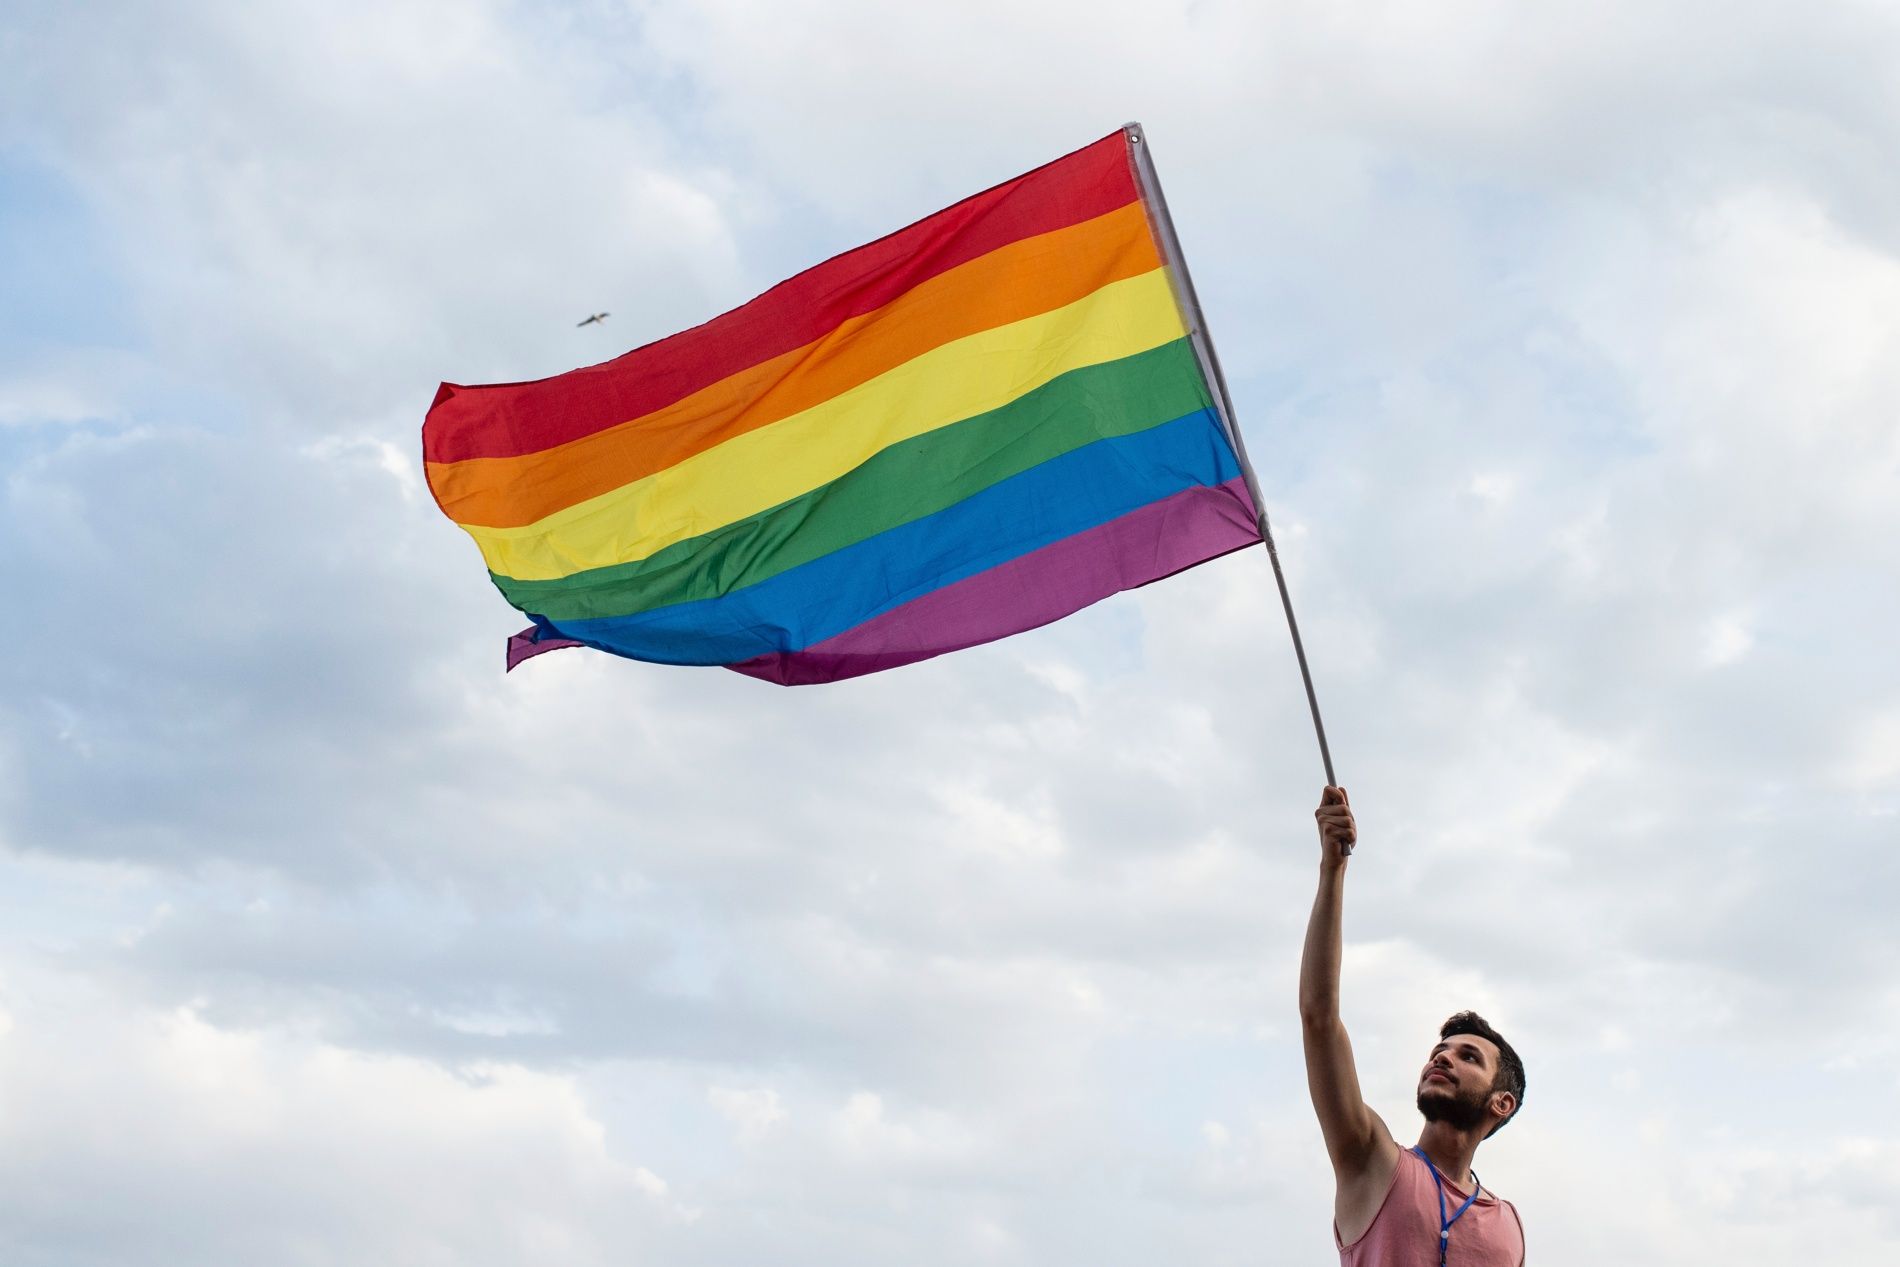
(1489, 1090), (1517, 1125)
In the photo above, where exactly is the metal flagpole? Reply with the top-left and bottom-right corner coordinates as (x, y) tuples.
(1123, 122), (1341, 816)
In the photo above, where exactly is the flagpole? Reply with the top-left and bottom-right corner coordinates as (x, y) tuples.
(1124, 123), (1341, 810)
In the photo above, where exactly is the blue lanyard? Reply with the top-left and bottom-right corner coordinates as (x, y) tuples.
(1412, 1146), (1480, 1267)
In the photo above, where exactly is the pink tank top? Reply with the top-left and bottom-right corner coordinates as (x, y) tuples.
(1337, 1148), (1524, 1267)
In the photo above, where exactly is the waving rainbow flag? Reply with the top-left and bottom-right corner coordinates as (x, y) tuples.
(424, 125), (1265, 685)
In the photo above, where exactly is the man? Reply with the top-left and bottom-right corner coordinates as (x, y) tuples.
(1301, 786), (1527, 1265)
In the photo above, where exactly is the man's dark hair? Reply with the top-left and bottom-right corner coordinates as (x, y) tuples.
(1441, 1011), (1525, 1137)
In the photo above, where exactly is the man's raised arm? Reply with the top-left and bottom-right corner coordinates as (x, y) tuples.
(1299, 787), (1398, 1227)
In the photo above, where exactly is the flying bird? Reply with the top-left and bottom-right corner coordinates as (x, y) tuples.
(577, 312), (610, 327)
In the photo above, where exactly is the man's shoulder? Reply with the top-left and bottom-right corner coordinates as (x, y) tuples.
(1495, 1190), (1526, 1254)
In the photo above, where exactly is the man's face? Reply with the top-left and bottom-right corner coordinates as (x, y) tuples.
(1416, 1033), (1503, 1132)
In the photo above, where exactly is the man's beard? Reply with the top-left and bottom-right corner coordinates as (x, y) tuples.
(1417, 1081), (1490, 1132)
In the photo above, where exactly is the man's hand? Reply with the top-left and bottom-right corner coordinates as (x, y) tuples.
(1315, 785), (1356, 864)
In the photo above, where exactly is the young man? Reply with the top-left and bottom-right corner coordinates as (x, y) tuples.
(1301, 786), (1527, 1265)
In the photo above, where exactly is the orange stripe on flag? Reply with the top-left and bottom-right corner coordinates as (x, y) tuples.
(427, 202), (1163, 530)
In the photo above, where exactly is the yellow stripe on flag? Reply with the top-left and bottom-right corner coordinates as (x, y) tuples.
(466, 267), (1188, 582)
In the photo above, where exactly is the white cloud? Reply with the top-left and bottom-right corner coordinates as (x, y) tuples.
(0, 374), (121, 427)
(1701, 613), (1755, 667)
(1846, 707), (1900, 797)
(2, 1), (1898, 1263)
(0, 966), (691, 1266)
(708, 1085), (785, 1143)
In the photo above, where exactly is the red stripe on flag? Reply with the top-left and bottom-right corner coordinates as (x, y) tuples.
(424, 131), (1138, 463)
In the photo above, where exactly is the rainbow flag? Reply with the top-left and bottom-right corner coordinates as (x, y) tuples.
(424, 125), (1265, 685)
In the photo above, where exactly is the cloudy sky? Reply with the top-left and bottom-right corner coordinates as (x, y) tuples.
(4, 1), (1899, 1263)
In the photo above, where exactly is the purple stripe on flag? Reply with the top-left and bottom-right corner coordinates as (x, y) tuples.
(506, 626), (584, 671)
(727, 476), (1260, 686)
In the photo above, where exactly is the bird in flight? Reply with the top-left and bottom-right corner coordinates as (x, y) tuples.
(577, 312), (610, 327)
